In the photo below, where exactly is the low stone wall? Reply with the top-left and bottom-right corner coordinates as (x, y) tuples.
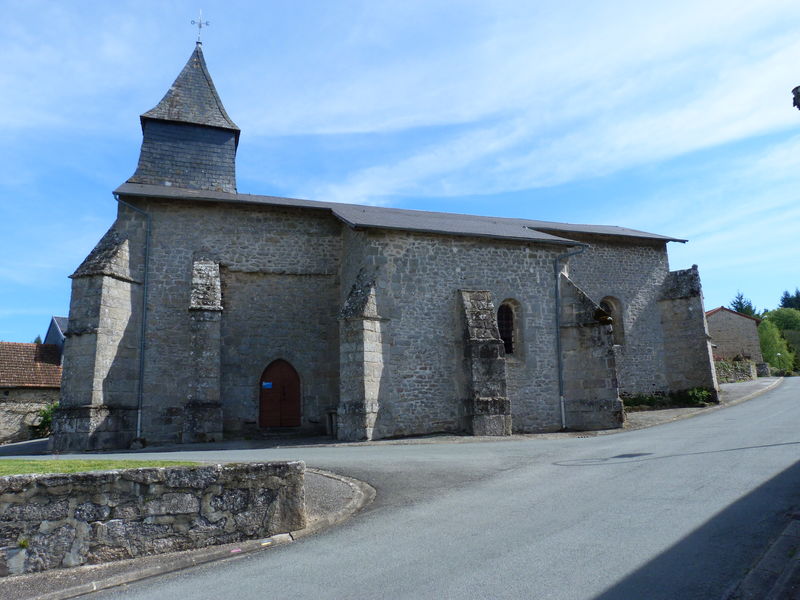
(0, 388), (58, 444)
(0, 462), (305, 577)
(715, 359), (757, 383)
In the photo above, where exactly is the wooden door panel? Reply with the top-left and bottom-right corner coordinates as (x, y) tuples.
(259, 360), (300, 428)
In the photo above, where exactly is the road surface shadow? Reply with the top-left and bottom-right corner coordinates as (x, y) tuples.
(592, 460), (800, 599)
(555, 441), (800, 466)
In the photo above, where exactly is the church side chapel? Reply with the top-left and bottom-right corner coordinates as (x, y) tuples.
(51, 44), (718, 451)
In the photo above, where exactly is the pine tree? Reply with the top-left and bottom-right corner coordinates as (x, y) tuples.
(730, 292), (758, 317)
(779, 288), (800, 310)
(32, 335), (42, 344)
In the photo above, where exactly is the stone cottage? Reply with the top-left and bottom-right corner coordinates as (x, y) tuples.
(705, 307), (763, 363)
(51, 44), (718, 451)
(0, 343), (61, 443)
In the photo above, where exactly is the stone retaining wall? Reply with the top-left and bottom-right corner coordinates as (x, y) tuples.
(715, 359), (758, 383)
(0, 462), (305, 577)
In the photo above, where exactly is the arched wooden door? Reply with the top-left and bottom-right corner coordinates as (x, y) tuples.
(259, 360), (301, 428)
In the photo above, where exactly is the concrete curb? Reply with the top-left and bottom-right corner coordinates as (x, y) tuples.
(293, 468), (377, 539)
(721, 377), (785, 409)
(20, 469), (375, 600)
(726, 516), (800, 600)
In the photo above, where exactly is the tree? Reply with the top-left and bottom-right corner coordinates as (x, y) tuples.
(730, 292), (759, 317)
(779, 288), (800, 310)
(758, 320), (794, 371)
(32, 335), (42, 344)
(764, 308), (800, 332)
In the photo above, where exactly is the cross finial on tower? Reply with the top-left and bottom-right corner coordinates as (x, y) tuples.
(191, 10), (210, 43)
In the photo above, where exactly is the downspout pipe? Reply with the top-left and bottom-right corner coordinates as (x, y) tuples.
(553, 244), (587, 430)
(113, 193), (151, 443)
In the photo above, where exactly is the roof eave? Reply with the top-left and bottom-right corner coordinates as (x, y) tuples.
(532, 227), (687, 244)
(340, 221), (582, 247)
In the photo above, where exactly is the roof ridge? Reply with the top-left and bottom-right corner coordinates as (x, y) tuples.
(705, 306), (762, 322)
(115, 182), (685, 244)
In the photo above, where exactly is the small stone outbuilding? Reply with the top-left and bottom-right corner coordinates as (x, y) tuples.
(51, 43), (718, 451)
(0, 343), (61, 443)
(706, 307), (763, 362)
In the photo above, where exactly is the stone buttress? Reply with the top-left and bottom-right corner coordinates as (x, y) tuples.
(459, 290), (511, 436)
(337, 272), (387, 441)
(659, 265), (719, 399)
(51, 223), (143, 451)
(558, 274), (623, 430)
(186, 260), (223, 442)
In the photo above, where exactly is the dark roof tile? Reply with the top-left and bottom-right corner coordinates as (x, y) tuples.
(141, 43), (239, 135)
(115, 182), (685, 245)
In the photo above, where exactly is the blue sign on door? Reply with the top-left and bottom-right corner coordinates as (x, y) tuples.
(262, 382), (273, 389)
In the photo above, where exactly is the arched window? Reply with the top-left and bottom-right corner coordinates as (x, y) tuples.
(600, 296), (625, 345)
(497, 303), (515, 355)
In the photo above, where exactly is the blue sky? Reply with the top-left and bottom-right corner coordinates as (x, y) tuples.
(2, 0), (800, 342)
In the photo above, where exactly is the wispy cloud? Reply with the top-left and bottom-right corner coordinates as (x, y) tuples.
(256, 2), (794, 204)
(2, 0), (800, 337)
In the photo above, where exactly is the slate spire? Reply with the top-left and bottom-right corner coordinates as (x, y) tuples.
(127, 43), (240, 193)
(141, 42), (239, 137)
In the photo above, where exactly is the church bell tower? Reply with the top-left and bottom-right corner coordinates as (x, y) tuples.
(128, 42), (240, 193)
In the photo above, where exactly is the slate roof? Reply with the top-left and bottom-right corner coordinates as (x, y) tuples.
(115, 182), (687, 245)
(0, 343), (62, 388)
(53, 317), (68, 334)
(141, 43), (239, 137)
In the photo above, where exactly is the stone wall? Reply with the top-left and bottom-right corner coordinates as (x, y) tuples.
(556, 235), (717, 400)
(55, 192), (716, 447)
(344, 229), (566, 437)
(0, 388), (58, 444)
(57, 198), (343, 449)
(715, 359), (758, 383)
(707, 309), (763, 362)
(659, 266), (718, 398)
(559, 275), (623, 430)
(459, 290), (511, 436)
(53, 213), (146, 451)
(338, 271), (385, 441)
(560, 235), (671, 398)
(0, 462), (305, 577)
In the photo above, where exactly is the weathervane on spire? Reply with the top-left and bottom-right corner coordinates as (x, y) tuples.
(191, 10), (210, 43)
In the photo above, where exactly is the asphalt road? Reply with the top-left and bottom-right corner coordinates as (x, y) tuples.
(75, 379), (800, 598)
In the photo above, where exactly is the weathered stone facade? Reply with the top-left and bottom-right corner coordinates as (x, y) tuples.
(706, 307), (764, 362)
(0, 389), (58, 444)
(51, 43), (719, 450)
(0, 343), (62, 444)
(714, 359), (758, 383)
(0, 462), (305, 577)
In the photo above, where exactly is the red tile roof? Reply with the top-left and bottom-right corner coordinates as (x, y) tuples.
(0, 343), (62, 388)
(705, 306), (762, 324)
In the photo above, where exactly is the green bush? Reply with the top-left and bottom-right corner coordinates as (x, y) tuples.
(622, 387), (713, 411)
(684, 387), (712, 404)
(759, 321), (795, 371)
(764, 308), (800, 332)
(29, 403), (57, 438)
(782, 330), (800, 372)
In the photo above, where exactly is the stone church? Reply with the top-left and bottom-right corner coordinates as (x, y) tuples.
(51, 44), (717, 451)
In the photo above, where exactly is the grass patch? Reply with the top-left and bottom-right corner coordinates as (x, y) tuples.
(0, 459), (200, 477)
